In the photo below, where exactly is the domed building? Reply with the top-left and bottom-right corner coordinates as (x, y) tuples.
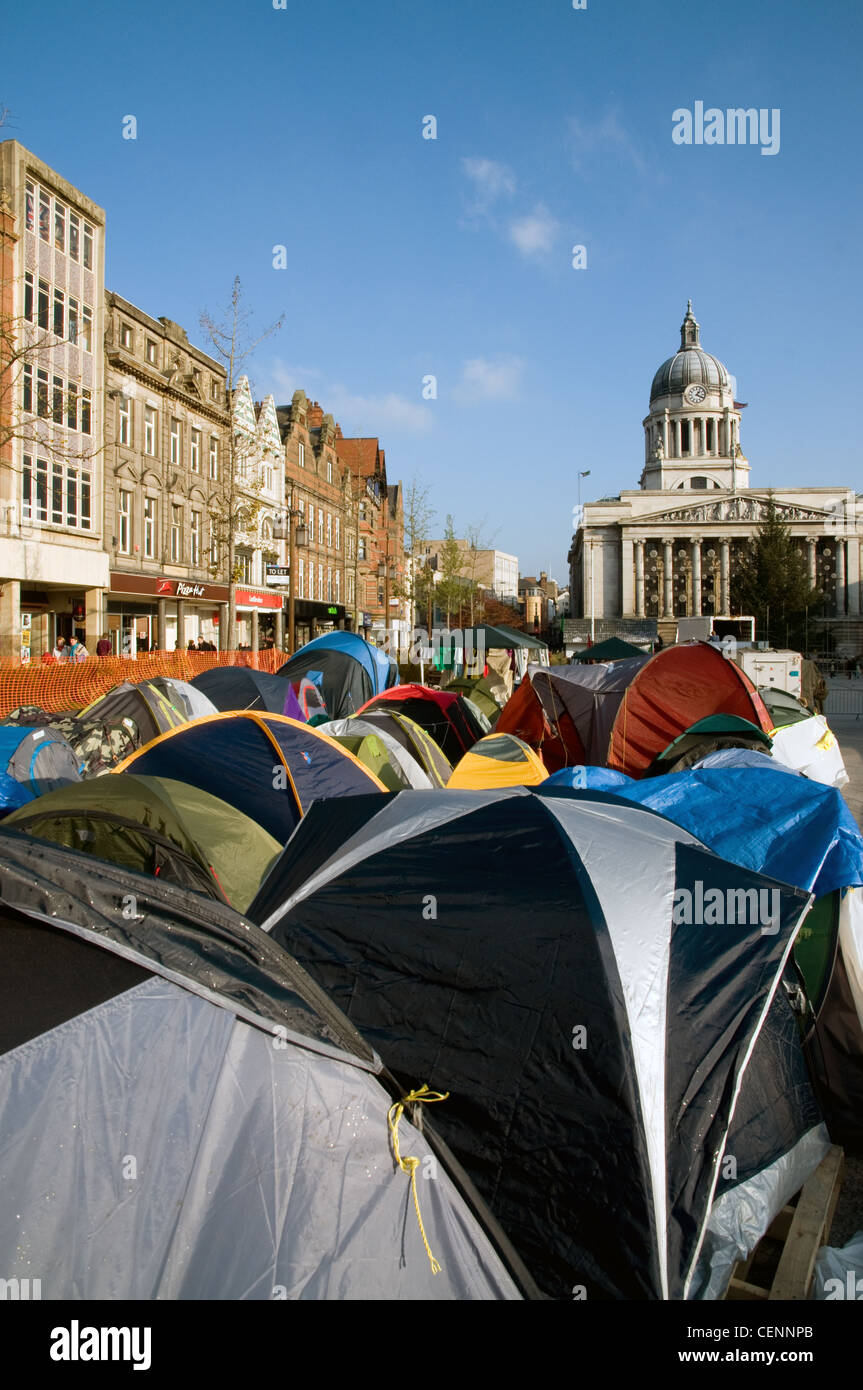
(568, 303), (860, 638)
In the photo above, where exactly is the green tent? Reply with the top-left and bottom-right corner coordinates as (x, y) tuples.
(323, 731), (413, 792)
(649, 715), (773, 776)
(5, 774), (281, 913)
(574, 637), (649, 663)
(441, 676), (503, 723)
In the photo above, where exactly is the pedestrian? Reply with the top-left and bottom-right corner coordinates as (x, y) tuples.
(96, 632), (111, 657)
(52, 635), (67, 662)
(67, 635), (88, 662)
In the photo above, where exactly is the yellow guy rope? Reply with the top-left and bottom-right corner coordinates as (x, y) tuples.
(387, 1084), (450, 1275)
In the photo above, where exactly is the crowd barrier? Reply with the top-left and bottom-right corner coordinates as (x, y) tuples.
(0, 650), (285, 718)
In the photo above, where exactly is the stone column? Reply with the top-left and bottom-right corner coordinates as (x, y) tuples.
(634, 540), (645, 618)
(251, 609), (259, 652)
(847, 536), (860, 617)
(158, 598), (167, 650)
(0, 580), (20, 659)
(218, 602), (228, 651)
(808, 538), (817, 590)
(176, 600), (186, 649)
(275, 606), (285, 648)
(621, 535), (635, 617)
(663, 539), (674, 617)
(662, 410), (669, 458)
(720, 540), (730, 614)
(85, 587), (102, 652)
(691, 538), (702, 616)
(835, 540), (846, 617)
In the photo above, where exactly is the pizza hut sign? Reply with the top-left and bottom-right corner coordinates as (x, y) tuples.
(157, 580), (206, 597)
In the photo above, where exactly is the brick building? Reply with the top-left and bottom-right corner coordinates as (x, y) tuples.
(336, 434), (405, 643)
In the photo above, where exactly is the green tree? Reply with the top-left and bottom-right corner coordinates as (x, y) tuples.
(393, 475), (435, 639)
(730, 494), (821, 649)
(437, 515), (467, 627)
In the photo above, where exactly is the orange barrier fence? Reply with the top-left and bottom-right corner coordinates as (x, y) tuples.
(0, 650), (285, 718)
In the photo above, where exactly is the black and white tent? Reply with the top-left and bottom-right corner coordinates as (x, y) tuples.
(0, 830), (523, 1300)
(249, 786), (829, 1300)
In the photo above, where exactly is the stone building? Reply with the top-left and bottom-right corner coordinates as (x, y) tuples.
(105, 294), (284, 651)
(0, 140), (108, 658)
(568, 303), (861, 635)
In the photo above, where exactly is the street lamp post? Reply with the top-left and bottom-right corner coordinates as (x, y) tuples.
(288, 506), (307, 655)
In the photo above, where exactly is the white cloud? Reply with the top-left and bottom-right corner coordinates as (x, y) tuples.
(507, 203), (559, 258)
(453, 355), (526, 404)
(569, 111), (649, 176)
(461, 156), (517, 210)
(265, 362), (431, 434)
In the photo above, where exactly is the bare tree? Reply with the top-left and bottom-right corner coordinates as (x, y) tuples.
(199, 278), (283, 647)
(393, 475), (435, 639)
(464, 516), (498, 626)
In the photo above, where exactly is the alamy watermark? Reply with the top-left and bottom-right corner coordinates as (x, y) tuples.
(375, 627), (486, 667)
(672, 103), (780, 157)
(673, 880), (781, 934)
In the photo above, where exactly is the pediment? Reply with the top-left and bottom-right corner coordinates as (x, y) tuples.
(638, 495), (833, 526)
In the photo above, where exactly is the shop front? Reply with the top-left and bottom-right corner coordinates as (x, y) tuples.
(234, 587), (285, 650)
(289, 599), (347, 651)
(108, 573), (230, 653)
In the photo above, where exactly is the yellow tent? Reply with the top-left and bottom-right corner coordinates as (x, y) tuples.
(447, 733), (548, 790)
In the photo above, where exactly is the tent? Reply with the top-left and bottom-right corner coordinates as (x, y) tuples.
(116, 712), (387, 840)
(357, 685), (489, 765)
(4, 774), (282, 914)
(573, 637), (649, 663)
(79, 681), (188, 746)
(496, 658), (647, 770)
(356, 710), (453, 788)
(249, 787), (822, 1299)
(440, 675), (505, 722)
(143, 676), (218, 722)
(595, 762), (863, 1152)
(608, 642), (773, 778)
(0, 725), (81, 796)
(0, 832), (522, 1300)
(433, 625), (549, 684)
(191, 666), (293, 715)
(648, 715), (773, 775)
(318, 718), (433, 790)
(447, 733), (548, 789)
(276, 632), (397, 719)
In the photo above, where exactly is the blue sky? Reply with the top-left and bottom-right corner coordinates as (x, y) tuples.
(3, 0), (861, 579)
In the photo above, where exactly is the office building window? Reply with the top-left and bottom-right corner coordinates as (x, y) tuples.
(190, 428), (201, 472)
(170, 506), (182, 562)
(38, 279), (49, 330)
(327, 457), (333, 484)
(298, 441), (305, 469)
(83, 221), (94, 270)
(335, 517), (340, 552)
(318, 511), (324, 545)
(25, 181), (34, 231)
(326, 513), (332, 547)
(119, 396), (131, 445)
(298, 556), (304, 597)
(81, 390), (91, 435)
(52, 463), (63, 525)
(39, 190), (50, 242)
(327, 567), (332, 601)
(118, 490), (132, 554)
(209, 437), (218, 479)
(52, 376), (64, 424)
(37, 369), (49, 418)
(22, 364), (32, 413)
(68, 213), (80, 261)
(82, 305), (93, 352)
(144, 497), (155, 558)
(54, 202), (66, 251)
(210, 526), (219, 568)
(318, 563), (323, 601)
(145, 407), (157, 456)
(335, 569), (340, 602)
(23, 456), (47, 522)
(53, 289), (64, 337)
(190, 511), (201, 566)
(120, 323), (132, 349)
(146, 339), (157, 365)
(24, 273), (33, 322)
(170, 419), (181, 465)
(67, 298), (78, 344)
(308, 503), (314, 536)
(66, 386), (78, 430)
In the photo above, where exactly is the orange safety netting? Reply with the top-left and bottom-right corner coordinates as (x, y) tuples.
(0, 650), (285, 718)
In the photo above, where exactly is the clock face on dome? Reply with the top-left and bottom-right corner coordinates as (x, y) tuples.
(685, 384), (707, 404)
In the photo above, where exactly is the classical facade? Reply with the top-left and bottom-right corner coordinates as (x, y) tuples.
(569, 304), (861, 629)
(0, 140), (108, 658)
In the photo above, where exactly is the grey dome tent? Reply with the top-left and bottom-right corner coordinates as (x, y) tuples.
(0, 831), (523, 1300)
(249, 786), (825, 1300)
(0, 724), (81, 794)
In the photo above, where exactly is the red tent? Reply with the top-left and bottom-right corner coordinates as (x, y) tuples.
(356, 684), (486, 764)
(607, 642), (773, 777)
